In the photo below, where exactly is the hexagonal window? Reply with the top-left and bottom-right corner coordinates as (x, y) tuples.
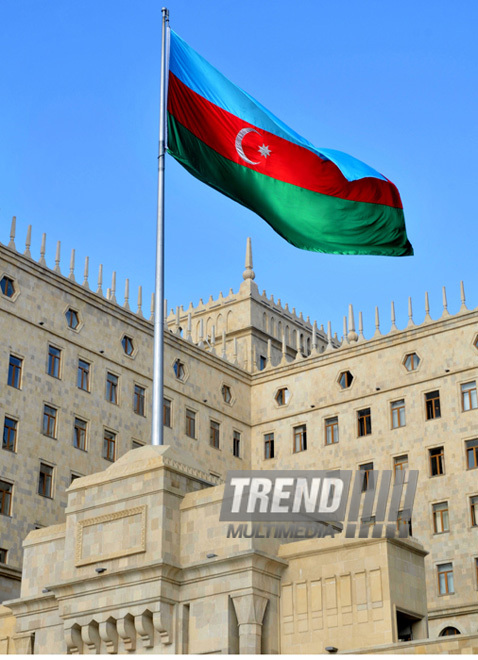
(275, 387), (290, 406)
(65, 308), (79, 330)
(404, 353), (420, 372)
(173, 358), (185, 381)
(338, 371), (353, 389)
(222, 384), (232, 403)
(0, 276), (15, 298)
(122, 335), (134, 356)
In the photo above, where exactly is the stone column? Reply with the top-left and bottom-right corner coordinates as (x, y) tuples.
(231, 593), (268, 655)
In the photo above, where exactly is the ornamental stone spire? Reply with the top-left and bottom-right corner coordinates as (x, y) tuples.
(242, 237), (255, 281)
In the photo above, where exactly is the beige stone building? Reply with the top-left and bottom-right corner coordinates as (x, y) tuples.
(1, 218), (478, 653)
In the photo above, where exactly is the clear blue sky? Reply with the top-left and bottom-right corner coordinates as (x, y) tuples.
(1, 1), (477, 337)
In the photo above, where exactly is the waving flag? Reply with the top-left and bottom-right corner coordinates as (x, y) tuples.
(167, 30), (413, 257)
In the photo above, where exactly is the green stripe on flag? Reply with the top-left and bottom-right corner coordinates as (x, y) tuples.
(168, 115), (413, 257)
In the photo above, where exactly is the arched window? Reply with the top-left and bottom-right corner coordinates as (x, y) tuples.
(439, 627), (460, 636)
(263, 313), (268, 332)
(270, 317), (275, 338)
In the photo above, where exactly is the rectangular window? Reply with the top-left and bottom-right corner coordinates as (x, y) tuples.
(325, 417), (339, 445)
(210, 421), (220, 449)
(42, 404), (57, 438)
(103, 430), (116, 462)
(466, 439), (478, 469)
(70, 473), (82, 484)
(47, 345), (61, 378)
(357, 408), (372, 437)
(163, 398), (171, 427)
(233, 431), (241, 458)
(185, 409), (196, 439)
(470, 496), (478, 527)
(429, 446), (445, 476)
(38, 463), (53, 498)
(73, 417), (87, 451)
(133, 385), (145, 416)
(0, 480), (13, 515)
(425, 390), (441, 420)
(293, 424), (307, 453)
(132, 440), (144, 450)
(360, 462), (374, 492)
(433, 502), (449, 533)
(2, 417), (17, 452)
(106, 373), (118, 404)
(391, 399), (406, 428)
(0, 548), (7, 564)
(259, 355), (266, 371)
(7, 355), (22, 389)
(77, 359), (90, 391)
(394, 454), (409, 480)
(461, 381), (478, 411)
(437, 562), (454, 595)
(264, 433), (275, 459)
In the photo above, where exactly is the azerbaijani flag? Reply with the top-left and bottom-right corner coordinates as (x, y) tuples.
(167, 31), (413, 257)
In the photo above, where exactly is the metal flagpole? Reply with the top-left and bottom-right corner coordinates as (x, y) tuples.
(152, 7), (169, 446)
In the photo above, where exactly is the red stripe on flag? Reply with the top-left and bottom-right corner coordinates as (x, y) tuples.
(167, 73), (402, 209)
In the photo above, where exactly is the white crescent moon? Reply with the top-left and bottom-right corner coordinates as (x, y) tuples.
(235, 128), (261, 165)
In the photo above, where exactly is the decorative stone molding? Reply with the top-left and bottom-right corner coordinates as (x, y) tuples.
(12, 632), (34, 654)
(153, 601), (174, 645)
(65, 623), (83, 654)
(75, 505), (146, 566)
(117, 614), (136, 652)
(81, 620), (100, 654)
(135, 610), (154, 649)
(99, 617), (118, 654)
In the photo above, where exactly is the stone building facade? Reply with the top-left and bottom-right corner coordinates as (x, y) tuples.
(1, 219), (478, 652)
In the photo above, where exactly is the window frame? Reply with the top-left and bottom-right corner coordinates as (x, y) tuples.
(391, 399), (406, 429)
(185, 408), (196, 439)
(429, 446), (445, 476)
(103, 429), (116, 462)
(38, 463), (54, 499)
(404, 352), (420, 372)
(461, 381), (478, 412)
(433, 501), (450, 534)
(106, 372), (119, 404)
(65, 308), (80, 330)
(77, 359), (91, 391)
(210, 420), (220, 449)
(437, 562), (454, 595)
(360, 462), (374, 492)
(425, 390), (441, 420)
(325, 416), (339, 445)
(163, 397), (172, 427)
(470, 495), (478, 527)
(47, 345), (62, 379)
(73, 417), (88, 451)
(42, 404), (58, 438)
(264, 432), (275, 460)
(122, 335), (134, 356)
(465, 439), (478, 470)
(293, 424), (307, 453)
(0, 275), (15, 298)
(133, 384), (146, 416)
(2, 416), (18, 452)
(0, 479), (13, 516)
(7, 355), (23, 389)
(233, 430), (241, 458)
(357, 408), (372, 437)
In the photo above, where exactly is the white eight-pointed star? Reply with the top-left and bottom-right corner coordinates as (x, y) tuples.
(258, 144), (271, 158)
